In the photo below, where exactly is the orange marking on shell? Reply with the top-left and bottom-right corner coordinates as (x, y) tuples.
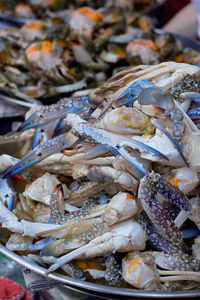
(75, 7), (103, 22)
(128, 40), (158, 51)
(41, 40), (53, 52)
(175, 54), (188, 63)
(26, 43), (40, 59)
(167, 176), (179, 189)
(69, 41), (81, 47)
(15, 4), (32, 13)
(74, 260), (104, 271)
(128, 257), (142, 273)
(24, 89), (38, 97)
(126, 193), (135, 200)
(22, 22), (43, 32)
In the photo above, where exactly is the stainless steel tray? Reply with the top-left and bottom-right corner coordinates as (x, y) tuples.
(0, 243), (200, 299)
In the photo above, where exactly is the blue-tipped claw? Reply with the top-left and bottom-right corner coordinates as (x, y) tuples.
(54, 119), (66, 134)
(29, 237), (54, 250)
(32, 129), (49, 149)
(117, 146), (148, 177)
(119, 80), (154, 106)
(181, 92), (200, 103)
(138, 87), (174, 111)
(2, 151), (42, 178)
(17, 112), (39, 132)
(182, 227), (200, 239)
(2, 132), (78, 178)
(84, 144), (119, 160)
(17, 96), (90, 132)
(118, 139), (169, 162)
(187, 108), (200, 119)
(8, 195), (13, 211)
(151, 119), (188, 166)
(32, 129), (40, 149)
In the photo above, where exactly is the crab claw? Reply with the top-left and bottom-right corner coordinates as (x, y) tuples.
(64, 113), (168, 176)
(119, 80), (154, 106)
(150, 118), (188, 166)
(181, 92), (200, 103)
(116, 138), (168, 175)
(17, 97), (89, 132)
(187, 108), (200, 119)
(138, 87), (174, 112)
(2, 132), (78, 178)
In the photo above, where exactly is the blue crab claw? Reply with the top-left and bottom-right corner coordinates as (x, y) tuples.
(182, 227), (200, 239)
(2, 132), (79, 178)
(181, 92), (200, 103)
(28, 237), (55, 251)
(119, 80), (154, 106)
(138, 87), (174, 112)
(187, 108), (200, 119)
(64, 113), (168, 176)
(117, 139), (168, 162)
(0, 178), (16, 211)
(84, 144), (119, 159)
(151, 118), (188, 166)
(32, 128), (49, 149)
(17, 97), (89, 132)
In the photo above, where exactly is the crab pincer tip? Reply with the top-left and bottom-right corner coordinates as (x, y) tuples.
(17, 113), (37, 132)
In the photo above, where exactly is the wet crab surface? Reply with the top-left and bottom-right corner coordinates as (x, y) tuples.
(0, 61), (200, 292)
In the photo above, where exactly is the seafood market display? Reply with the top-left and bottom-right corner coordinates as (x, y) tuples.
(0, 61), (200, 292)
(0, 0), (199, 104)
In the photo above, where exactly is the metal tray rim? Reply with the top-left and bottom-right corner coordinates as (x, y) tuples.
(0, 243), (200, 298)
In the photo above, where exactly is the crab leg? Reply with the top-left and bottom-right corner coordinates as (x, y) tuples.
(17, 96), (89, 132)
(158, 269), (200, 283)
(2, 132), (79, 178)
(151, 252), (200, 271)
(46, 219), (146, 273)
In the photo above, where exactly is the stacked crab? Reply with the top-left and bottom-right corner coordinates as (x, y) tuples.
(0, 61), (200, 291)
(0, 0), (199, 106)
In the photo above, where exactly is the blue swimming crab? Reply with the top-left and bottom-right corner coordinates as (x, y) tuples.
(0, 61), (200, 290)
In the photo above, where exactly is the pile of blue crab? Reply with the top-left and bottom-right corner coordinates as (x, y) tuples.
(0, 61), (200, 291)
(0, 0), (200, 107)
